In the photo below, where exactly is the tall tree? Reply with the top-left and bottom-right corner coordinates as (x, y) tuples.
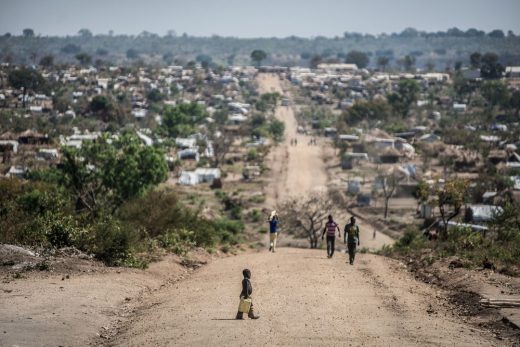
(75, 52), (92, 66)
(250, 50), (267, 67)
(39, 55), (54, 68)
(377, 56), (389, 71)
(343, 99), (392, 126)
(22, 28), (34, 38)
(90, 95), (113, 121)
(310, 54), (323, 69)
(8, 67), (46, 108)
(433, 178), (469, 237)
(77, 28), (93, 38)
(469, 52), (481, 69)
(402, 55), (416, 72)
(387, 79), (420, 117)
(126, 48), (139, 60)
(452, 73), (475, 104)
(196, 54), (212, 69)
(345, 50), (369, 69)
(60, 133), (168, 214)
(378, 169), (402, 219)
(509, 90), (520, 119)
(162, 103), (207, 138)
(488, 29), (505, 38)
(61, 43), (81, 54)
(481, 80), (510, 110)
(480, 52), (505, 79)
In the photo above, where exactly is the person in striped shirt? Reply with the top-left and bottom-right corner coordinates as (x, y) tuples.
(321, 215), (341, 258)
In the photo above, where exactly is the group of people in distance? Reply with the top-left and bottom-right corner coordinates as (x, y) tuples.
(236, 211), (361, 320)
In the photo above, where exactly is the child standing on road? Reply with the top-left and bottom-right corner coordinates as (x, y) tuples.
(235, 269), (260, 320)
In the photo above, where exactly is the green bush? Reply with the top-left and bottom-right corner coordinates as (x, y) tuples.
(269, 119), (285, 142)
(157, 228), (196, 255)
(249, 195), (266, 204)
(248, 209), (262, 222)
(393, 227), (427, 251)
(90, 215), (139, 266)
(214, 190), (227, 200)
(247, 149), (258, 161)
(1, 177), (247, 267)
(45, 214), (78, 248)
(386, 219), (520, 272)
(0, 179), (73, 246)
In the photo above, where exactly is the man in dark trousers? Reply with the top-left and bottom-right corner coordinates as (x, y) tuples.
(344, 216), (360, 265)
(321, 215), (341, 258)
(236, 269), (260, 320)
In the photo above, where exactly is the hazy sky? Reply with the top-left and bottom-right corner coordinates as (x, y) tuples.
(1, 0), (519, 38)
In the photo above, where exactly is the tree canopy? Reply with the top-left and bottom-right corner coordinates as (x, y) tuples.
(162, 103), (208, 138)
(22, 28), (34, 38)
(250, 50), (267, 66)
(480, 52), (505, 79)
(343, 99), (392, 126)
(345, 50), (369, 69)
(8, 67), (46, 107)
(75, 52), (92, 66)
(387, 79), (420, 117)
(60, 132), (168, 213)
(481, 80), (510, 109)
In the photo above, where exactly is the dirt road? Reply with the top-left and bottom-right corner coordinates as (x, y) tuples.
(259, 74), (328, 207)
(259, 74), (392, 250)
(110, 248), (499, 346)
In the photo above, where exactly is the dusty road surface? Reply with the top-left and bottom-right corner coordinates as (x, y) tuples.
(258, 74), (393, 250)
(110, 248), (500, 346)
(258, 74), (328, 208)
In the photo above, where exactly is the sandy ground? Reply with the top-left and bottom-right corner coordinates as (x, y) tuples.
(0, 254), (204, 347)
(109, 248), (500, 347)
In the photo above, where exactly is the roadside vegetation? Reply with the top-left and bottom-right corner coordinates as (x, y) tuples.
(380, 214), (520, 276)
(0, 132), (245, 268)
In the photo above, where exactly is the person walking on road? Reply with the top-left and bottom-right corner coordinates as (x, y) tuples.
(268, 210), (279, 252)
(322, 215), (341, 258)
(344, 216), (360, 265)
(235, 269), (260, 320)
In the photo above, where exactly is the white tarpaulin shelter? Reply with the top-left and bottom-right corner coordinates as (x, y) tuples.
(178, 168), (221, 185)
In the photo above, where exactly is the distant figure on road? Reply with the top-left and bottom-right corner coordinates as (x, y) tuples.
(236, 269), (260, 320)
(268, 210), (279, 252)
(344, 216), (360, 265)
(322, 215), (341, 258)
